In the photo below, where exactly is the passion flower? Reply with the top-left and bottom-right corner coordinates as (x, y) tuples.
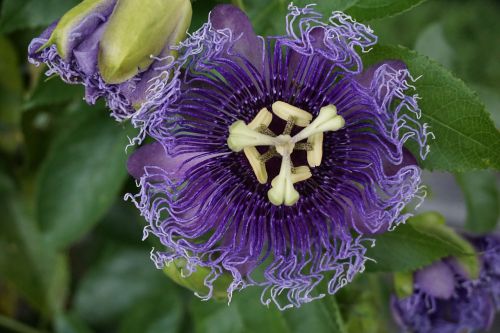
(127, 4), (431, 309)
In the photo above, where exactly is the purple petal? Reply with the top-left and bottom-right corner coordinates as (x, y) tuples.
(73, 24), (107, 76)
(28, 20), (59, 59)
(127, 141), (198, 180)
(62, 0), (116, 60)
(210, 4), (263, 69)
(119, 64), (158, 107)
(384, 147), (418, 177)
(415, 261), (456, 299)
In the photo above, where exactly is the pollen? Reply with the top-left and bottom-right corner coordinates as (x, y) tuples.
(227, 101), (345, 206)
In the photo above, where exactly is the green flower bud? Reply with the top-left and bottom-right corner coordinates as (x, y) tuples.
(99, 0), (192, 84)
(163, 259), (232, 300)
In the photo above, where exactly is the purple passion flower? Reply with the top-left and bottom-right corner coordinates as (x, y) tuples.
(391, 260), (495, 333)
(28, 0), (192, 121)
(469, 235), (500, 309)
(127, 4), (431, 308)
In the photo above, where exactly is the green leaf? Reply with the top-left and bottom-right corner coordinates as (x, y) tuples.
(456, 171), (500, 234)
(0, 37), (22, 92)
(346, 0), (428, 21)
(0, 171), (68, 314)
(336, 274), (389, 333)
(0, 0), (79, 33)
(294, 0), (360, 12)
(0, 36), (23, 153)
(365, 222), (465, 273)
(247, 0), (358, 36)
(408, 211), (480, 279)
(36, 109), (134, 248)
(119, 292), (183, 333)
(74, 248), (178, 325)
(24, 78), (84, 111)
(362, 44), (500, 171)
(54, 312), (94, 333)
(284, 296), (347, 333)
(190, 287), (346, 333)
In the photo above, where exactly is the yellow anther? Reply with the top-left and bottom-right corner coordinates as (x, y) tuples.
(248, 108), (273, 130)
(227, 121), (276, 152)
(307, 133), (324, 167)
(291, 166), (312, 183)
(272, 101), (313, 127)
(243, 147), (268, 184)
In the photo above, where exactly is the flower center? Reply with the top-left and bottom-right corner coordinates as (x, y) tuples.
(227, 101), (345, 206)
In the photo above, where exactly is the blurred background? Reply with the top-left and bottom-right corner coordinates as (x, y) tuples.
(0, 0), (499, 332)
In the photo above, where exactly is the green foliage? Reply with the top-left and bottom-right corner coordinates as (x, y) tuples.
(456, 171), (500, 234)
(118, 293), (184, 333)
(0, 0), (80, 33)
(0, 36), (23, 152)
(190, 287), (346, 333)
(24, 79), (84, 111)
(54, 313), (93, 333)
(246, 0), (428, 35)
(74, 248), (181, 325)
(409, 212), (480, 279)
(346, 0), (428, 21)
(0, 171), (69, 314)
(36, 109), (134, 249)
(367, 212), (481, 278)
(366, 220), (465, 273)
(363, 45), (500, 172)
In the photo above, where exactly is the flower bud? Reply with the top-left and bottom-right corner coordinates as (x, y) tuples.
(163, 259), (231, 300)
(98, 0), (192, 84)
(28, 0), (192, 119)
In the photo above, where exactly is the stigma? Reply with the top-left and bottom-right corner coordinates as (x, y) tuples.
(227, 101), (345, 206)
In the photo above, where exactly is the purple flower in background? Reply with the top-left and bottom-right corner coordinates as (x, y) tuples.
(391, 260), (495, 333)
(469, 235), (500, 309)
(28, 0), (192, 121)
(127, 4), (431, 308)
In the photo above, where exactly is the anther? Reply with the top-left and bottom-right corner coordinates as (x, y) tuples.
(248, 108), (272, 130)
(307, 133), (323, 167)
(243, 147), (268, 184)
(272, 101), (312, 127)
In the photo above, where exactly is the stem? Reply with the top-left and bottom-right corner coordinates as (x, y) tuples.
(232, 0), (246, 11)
(0, 315), (47, 333)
